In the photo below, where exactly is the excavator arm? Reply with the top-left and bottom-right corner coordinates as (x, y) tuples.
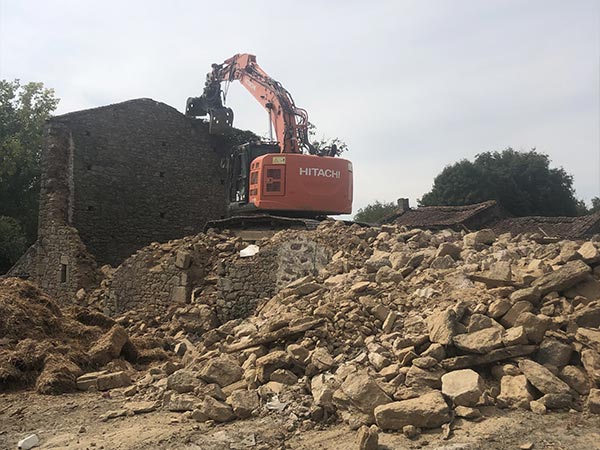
(186, 54), (311, 154)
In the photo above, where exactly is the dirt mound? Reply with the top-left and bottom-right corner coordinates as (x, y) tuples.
(0, 278), (163, 393)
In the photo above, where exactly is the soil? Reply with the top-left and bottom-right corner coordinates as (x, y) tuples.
(1, 390), (599, 450)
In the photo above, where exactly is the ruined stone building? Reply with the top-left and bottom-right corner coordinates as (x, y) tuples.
(10, 98), (228, 303)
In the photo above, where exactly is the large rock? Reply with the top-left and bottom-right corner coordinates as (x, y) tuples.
(336, 371), (392, 422)
(453, 327), (504, 354)
(356, 424), (379, 450)
(311, 373), (338, 408)
(96, 371), (130, 391)
(514, 312), (550, 344)
(428, 309), (460, 345)
(577, 242), (600, 264)
(227, 389), (259, 418)
(496, 375), (533, 409)
(499, 301), (534, 328)
(464, 229), (496, 247)
(404, 366), (444, 389)
(559, 365), (590, 395)
(167, 369), (201, 393)
(536, 339), (573, 368)
(441, 345), (537, 370)
(374, 391), (450, 430)
(531, 260), (592, 295)
(199, 356), (243, 387)
(518, 360), (570, 395)
(575, 328), (600, 353)
(255, 351), (293, 383)
(581, 349), (600, 386)
(588, 389), (600, 414)
(200, 396), (235, 422)
(441, 369), (484, 406)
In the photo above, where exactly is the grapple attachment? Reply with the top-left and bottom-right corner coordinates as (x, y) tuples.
(185, 96), (209, 117)
(208, 107), (234, 135)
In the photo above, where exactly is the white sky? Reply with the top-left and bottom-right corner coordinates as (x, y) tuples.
(1, 0), (598, 215)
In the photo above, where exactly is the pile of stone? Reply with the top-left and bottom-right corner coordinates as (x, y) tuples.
(91, 223), (600, 437)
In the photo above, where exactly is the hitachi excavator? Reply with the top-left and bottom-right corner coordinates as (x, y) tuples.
(186, 54), (353, 227)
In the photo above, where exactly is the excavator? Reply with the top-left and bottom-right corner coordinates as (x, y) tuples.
(185, 54), (353, 229)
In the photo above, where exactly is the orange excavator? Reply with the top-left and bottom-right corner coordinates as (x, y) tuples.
(186, 54), (353, 221)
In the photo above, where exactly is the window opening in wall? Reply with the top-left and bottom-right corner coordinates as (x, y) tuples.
(60, 264), (67, 283)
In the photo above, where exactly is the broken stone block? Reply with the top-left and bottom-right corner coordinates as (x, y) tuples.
(311, 347), (334, 372)
(89, 325), (129, 366)
(510, 287), (541, 304)
(199, 356), (243, 387)
(502, 326), (529, 346)
(572, 306), (600, 329)
(404, 365), (444, 389)
(421, 343), (446, 361)
(175, 250), (192, 269)
(287, 343), (310, 365)
(436, 242), (461, 260)
(167, 369), (201, 394)
(440, 345), (537, 371)
(453, 327), (504, 354)
(374, 391), (451, 430)
(499, 301), (534, 328)
(467, 314), (503, 333)
(581, 349), (600, 386)
(311, 373), (338, 408)
(430, 255), (455, 270)
(536, 338), (573, 368)
(269, 369), (298, 385)
(356, 424), (379, 450)
(336, 371), (392, 422)
(575, 327), (600, 353)
(531, 260), (592, 295)
(559, 365), (590, 395)
(496, 375), (533, 409)
(441, 369), (484, 407)
(382, 311), (398, 333)
(227, 389), (259, 418)
(428, 309), (460, 345)
(96, 371), (130, 391)
(412, 356), (438, 369)
(538, 392), (572, 410)
(588, 389), (600, 414)
(577, 242), (600, 264)
(487, 298), (511, 319)
(464, 229), (496, 247)
(513, 312), (550, 344)
(200, 396), (235, 422)
(518, 360), (570, 395)
(454, 405), (482, 419)
(529, 400), (547, 415)
(165, 394), (197, 412)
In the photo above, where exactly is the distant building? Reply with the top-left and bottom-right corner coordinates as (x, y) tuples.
(492, 213), (600, 240)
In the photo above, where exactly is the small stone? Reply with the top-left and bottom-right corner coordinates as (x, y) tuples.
(441, 369), (484, 407)
(402, 424), (420, 439)
(518, 360), (570, 395)
(453, 327), (504, 354)
(497, 375), (533, 409)
(529, 400), (547, 415)
(200, 396), (235, 422)
(454, 406), (482, 420)
(374, 391), (450, 430)
(356, 424), (378, 450)
(588, 389), (600, 414)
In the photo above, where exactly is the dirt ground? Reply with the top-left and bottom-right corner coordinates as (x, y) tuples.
(1, 391), (599, 450)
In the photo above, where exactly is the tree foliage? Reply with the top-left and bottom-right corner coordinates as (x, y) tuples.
(307, 122), (348, 157)
(354, 200), (397, 223)
(590, 197), (600, 214)
(0, 79), (59, 272)
(419, 149), (582, 217)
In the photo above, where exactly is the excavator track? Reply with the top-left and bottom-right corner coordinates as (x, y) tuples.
(204, 214), (322, 240)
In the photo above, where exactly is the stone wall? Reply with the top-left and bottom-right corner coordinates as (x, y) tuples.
(97, 229), (335, 321)
(60, 98), (227, 267)
(9, 98), (228, 303)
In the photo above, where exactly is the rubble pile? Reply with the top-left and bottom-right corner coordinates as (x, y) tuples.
(75, 222), (600, 436)
(0, 278), (168, 394)
(4, 221), (600, 439)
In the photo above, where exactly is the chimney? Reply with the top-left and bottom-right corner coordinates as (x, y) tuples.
(397, 198), (410, 212)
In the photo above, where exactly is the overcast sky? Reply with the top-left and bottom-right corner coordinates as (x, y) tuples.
(1, 0), (598, 215)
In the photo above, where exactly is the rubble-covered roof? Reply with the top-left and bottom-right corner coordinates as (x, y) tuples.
(493, 212), (600, 240)
(387, 200), (499, 229)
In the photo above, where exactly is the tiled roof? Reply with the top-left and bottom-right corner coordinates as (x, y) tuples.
(388, 200), (499, 228)
(492, 212), (600, 240)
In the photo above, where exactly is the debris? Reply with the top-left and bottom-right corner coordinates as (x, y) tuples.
(17, 434), (39, 450)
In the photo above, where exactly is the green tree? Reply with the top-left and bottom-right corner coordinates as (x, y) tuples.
(590, 197), (600, 213)
(419, 149), (582, 217)
(0, 79), (59, 272)
(354, 200), (398, 223)
(0, 216), (27, 272)
(307, 122), (348, 157)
